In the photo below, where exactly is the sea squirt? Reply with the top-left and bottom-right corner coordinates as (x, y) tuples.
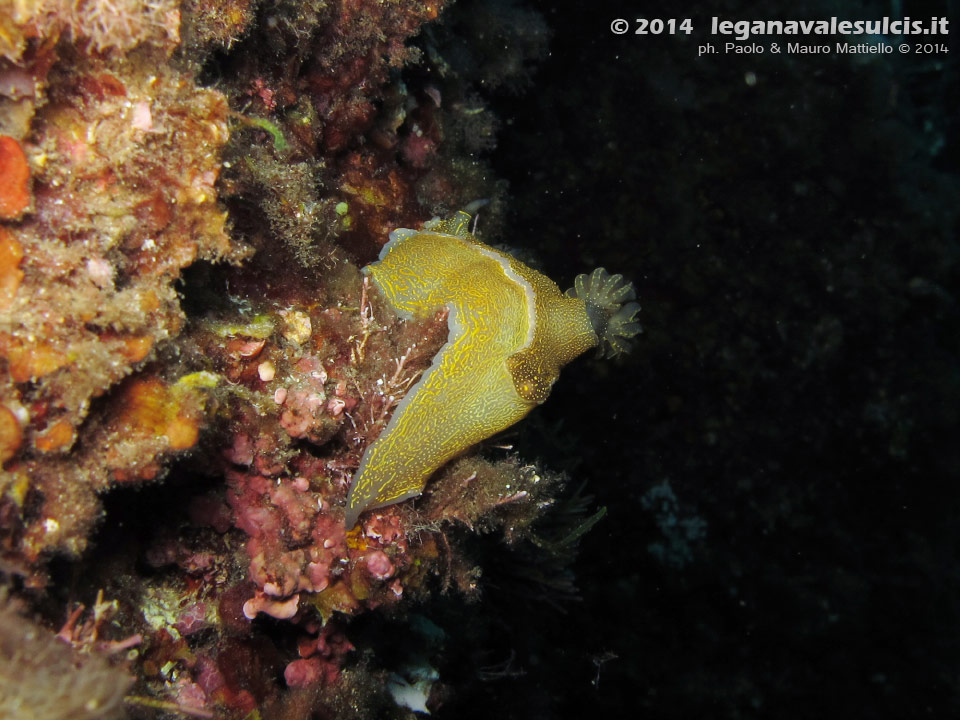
(345, 211), (640, 527)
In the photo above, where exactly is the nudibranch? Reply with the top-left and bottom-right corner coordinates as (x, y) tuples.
(345, 211), (641, 527)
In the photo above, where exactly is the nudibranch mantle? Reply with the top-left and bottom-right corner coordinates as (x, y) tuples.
(345, 212), (638, 527)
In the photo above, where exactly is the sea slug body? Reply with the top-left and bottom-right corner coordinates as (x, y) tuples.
(345, 212), (640, 527)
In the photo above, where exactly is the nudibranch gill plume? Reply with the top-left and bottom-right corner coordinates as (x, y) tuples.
(345, 212), (641, 527)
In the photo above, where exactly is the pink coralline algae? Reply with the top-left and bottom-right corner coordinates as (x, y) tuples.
(0, 0), (590, 717)
(278, 389), (329, 440)
(363, 550), (395, 580)
(225, 470), (348, 618)
(174, 601), (211, 637)
(285, 624), (356, 688)
(243, 592), (300, 621)
(223, 457), (420, 624)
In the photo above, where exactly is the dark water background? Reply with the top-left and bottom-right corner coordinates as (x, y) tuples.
(431, 0), (960, 717)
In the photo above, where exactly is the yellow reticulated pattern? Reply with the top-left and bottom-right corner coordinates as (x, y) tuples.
(345, 213), (598, 527)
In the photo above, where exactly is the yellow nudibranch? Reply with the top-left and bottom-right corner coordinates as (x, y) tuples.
(344, 211), (641, 527)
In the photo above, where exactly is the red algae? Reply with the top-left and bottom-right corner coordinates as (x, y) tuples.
(0, 3), (249, 567)
(0, 136), (29, 219)
(0, 2), (589, 718)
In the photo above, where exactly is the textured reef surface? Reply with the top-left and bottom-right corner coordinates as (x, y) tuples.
(2, 0), (959, 718)
(0, 1), (607, 718)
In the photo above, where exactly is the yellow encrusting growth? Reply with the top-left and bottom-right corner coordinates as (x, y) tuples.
(345, 212), (599, 527)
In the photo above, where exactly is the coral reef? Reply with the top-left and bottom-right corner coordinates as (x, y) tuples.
(0, 22), (243, 574)
(0, 0), (181, 61)
(91, 260), (596, 716)
(0, 0), (606, 718)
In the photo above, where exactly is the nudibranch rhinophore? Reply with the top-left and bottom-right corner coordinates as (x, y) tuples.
(344, 211), (641, 527)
